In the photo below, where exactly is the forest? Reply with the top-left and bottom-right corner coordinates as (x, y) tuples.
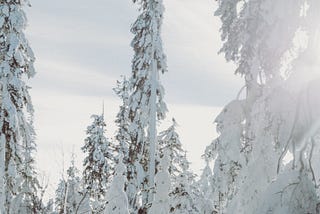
(1, 0), (320, 213)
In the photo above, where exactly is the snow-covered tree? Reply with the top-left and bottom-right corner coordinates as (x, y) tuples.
(114, 76), (130, 160)
(54, 180), (66, 214)
(54, 155), (89, 214)
(215, 0), (302, 84)
(197, 162), (214, 214)
(256, 171), (318, 214)
(0, 1), (41, 213)
(82, 114), (115, 212)
(158, 119), (185, 177)
(158, 119), (199, 213)
(114, 76), (138, 212)
(169, 153), (200, 214)
(104, 156), (129, 214)
(149, 151), (170, 214)
(211, 0), (320, 213)
(204, 100), (245, 213)
(128, 0), (168, 211)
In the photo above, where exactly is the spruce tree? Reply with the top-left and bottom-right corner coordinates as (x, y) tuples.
(114, 76), (130, 160)
(128, 0), (168, 211)
(158, 120), (199, 213)
(0, 1), (40, 213)
(197, 162), (214, 214)
(169, 153), (200, 214)
(158, 119), (185, 177)
(82, 114), (115, 212)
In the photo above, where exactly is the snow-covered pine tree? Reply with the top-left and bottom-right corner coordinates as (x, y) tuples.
(128, 0), (168, 212)
(169, 152), (200, 214)
(203, 100), (245, 213)
(104, 156), (129, 214)
(149, 151), (170, 214)
(45, 199), (54, 213)
(82, 113), (115, 212)
(113, 76), (137, 212)
(158, 119), (185, 177)
(212, 0), (316, 213)
(54, 178), (66, 214)
(158, 119), (199, 213)
(197, 162), (214, 214)
(256, 171), (318, 214)
(54, 179), (68, 214)
(54, 154), (90, 214)
(215, 0), (302, 154)
(0, 1), (41, 213)
(114, 76), (130, 161)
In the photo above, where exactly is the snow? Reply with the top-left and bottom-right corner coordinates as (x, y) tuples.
(105, 157), (129, 214)
(149, 152), (170, 214)
(3, 0), (320, 213)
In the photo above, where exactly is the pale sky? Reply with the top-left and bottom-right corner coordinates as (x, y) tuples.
(25, 0), (242, 199)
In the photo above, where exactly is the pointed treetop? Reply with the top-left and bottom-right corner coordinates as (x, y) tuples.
(102, 100), (105, 118)
(172, 117), (178, 127)
(160, 149), (170, 170)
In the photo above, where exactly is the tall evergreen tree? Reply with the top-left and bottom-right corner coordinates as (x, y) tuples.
(211, 0), (317, 213)
(128, 0), (168, 211)
(114, 76), (130, 160)
(0, 1), (40, 213)
(169, 153), (200, 214)
(54, 155), (89, 214)
(204, 100), (245, 213)
(197, 162), (214, 214)
(114, 76), (137, 212)
(158, 119), (184, 177)
(82, 114), (115, 212)
(158, 120), (199, 213)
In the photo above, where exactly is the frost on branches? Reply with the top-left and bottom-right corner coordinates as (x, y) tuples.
(82, 114), (115, 212)
(211, 0), (320, 213)
(158, 119), (185, 177)
(127, 0), (168, 212)
(114, 76), (131, 161)
(149, 151), (170, 214)
(169, 153), (200, 214)
(159, 120), (200, 213)
(104, 156), (129, 214)
(54, 156), (90, 214)
(197, 162), (214, 214)
(204, 100), (245, 213)
(0, 1), (41, 213)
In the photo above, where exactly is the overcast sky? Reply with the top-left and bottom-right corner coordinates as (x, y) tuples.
(25, 0), (242, 198)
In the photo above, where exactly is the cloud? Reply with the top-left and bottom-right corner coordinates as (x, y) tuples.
(26, 0), (134, 88)
(30, 60), (119, 97)
(26, 0), (242, 106)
